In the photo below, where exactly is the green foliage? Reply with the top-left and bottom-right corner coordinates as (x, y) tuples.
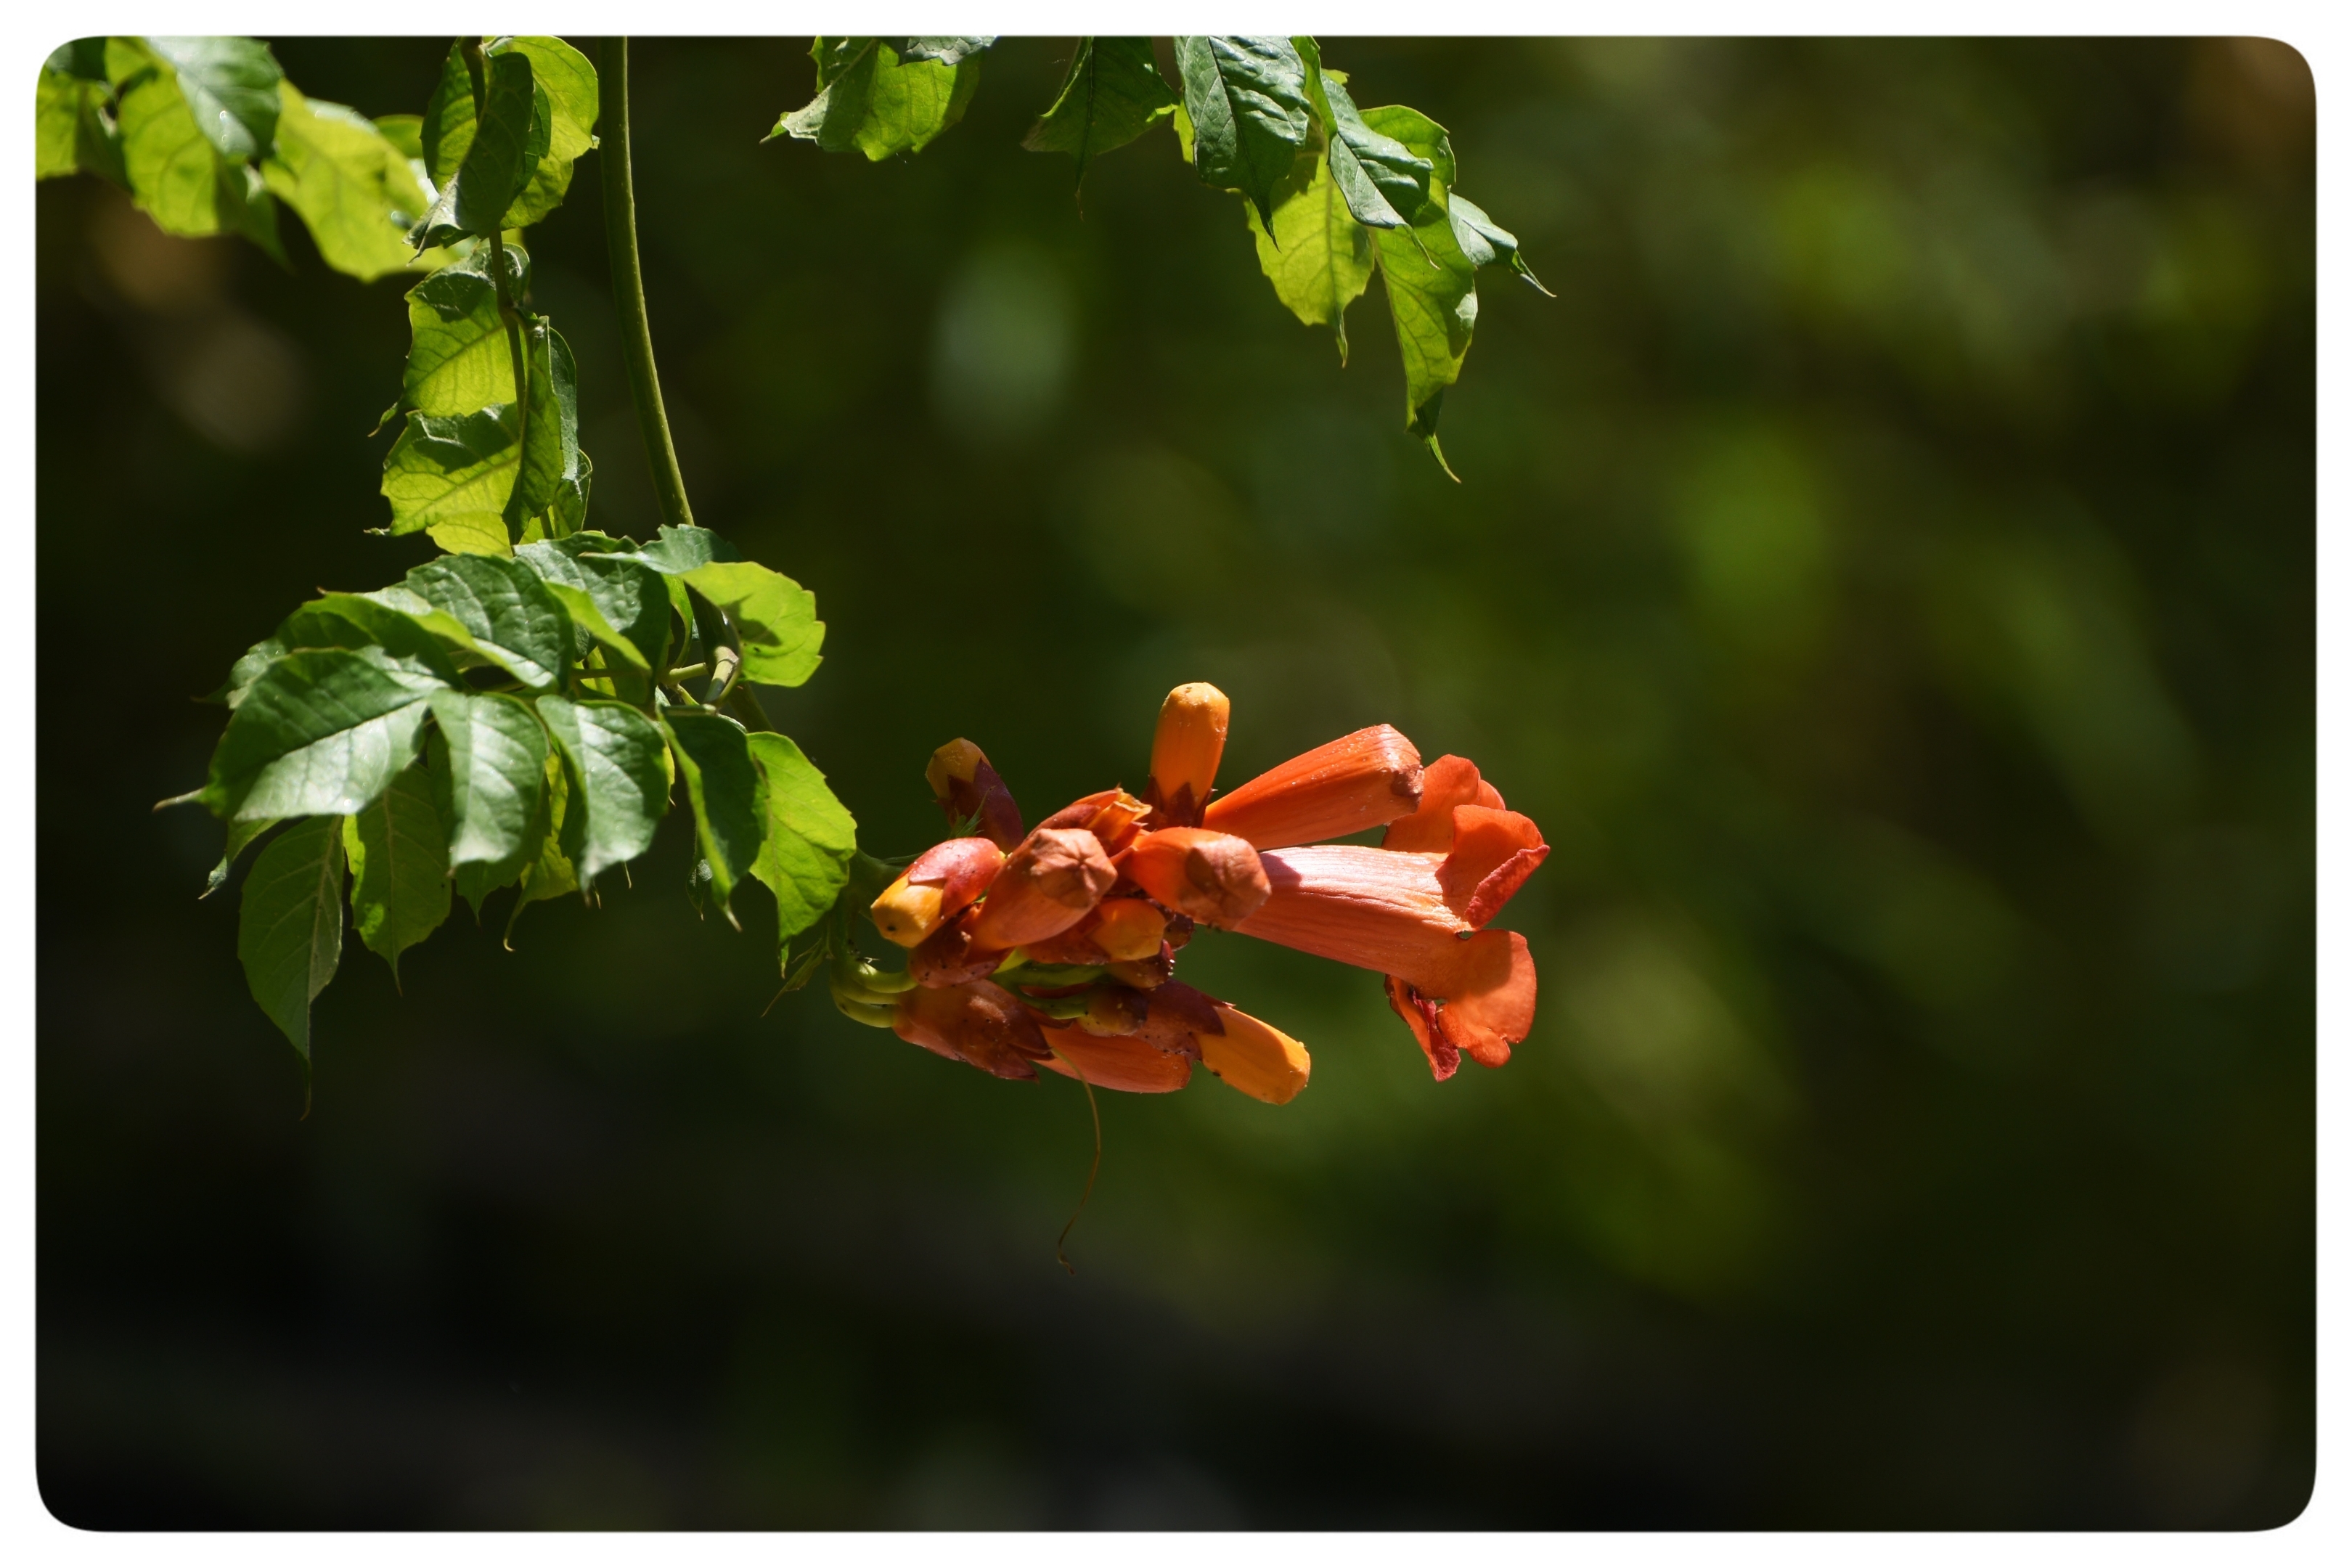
(234, 817), (346, 1061)
(747, 733), (859, 965)
(1172, 36), (1314, 231)
(342, 768), (452, 985)
(263, 83), (435, 281)
(1022, 38), (1176, 188)
(536, 695), (668, 883)
(770, 38), (984, 159)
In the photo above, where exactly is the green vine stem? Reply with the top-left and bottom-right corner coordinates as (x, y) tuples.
(597, 37), (698, 536)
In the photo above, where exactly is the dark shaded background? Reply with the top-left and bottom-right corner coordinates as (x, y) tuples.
(37, 37), (2314, 1527)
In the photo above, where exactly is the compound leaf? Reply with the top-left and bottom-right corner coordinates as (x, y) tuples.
(237, 815), (345, 1059)
(341, 767), (450, 986)
(662, 710), (764, 926)
(536, 695), (669, 883)
(1022, 37), (1175, 187)
(204, 647), (445, 822)
(401, 553), (571, 690)
(516, 536), (671, 673)
(1172, 36), (1312, 229)
(748, 732), (857, 950)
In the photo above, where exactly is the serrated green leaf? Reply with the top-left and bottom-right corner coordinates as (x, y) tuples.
(380, 403), (520, 545)
(205, 648), (445, 822)
(589, 524), (740, 576)
(275, 593), (468, 686)
(142, 36), (282, 160)
(410, 49), (545, 247)
(748, 732), (857, 950)
(662, 710), (764, 926)
(1294, 39), (1429, 233)
(1173, 36), (1312, 229)
(203, 814), (278, 899)
(342, 767), (450, 986)
(237, 815), (345, 1059)
(401, 553), (571, 690)
(536, 695), (668, 883)
(504, 750), (579, 943)
(1375, 186), (1479, 473)
(261, 82), (435, 282)
(427, 688), (549, 869)
(1447, 190), (1552, 295)
(399, 243), (528, 416)
(1246, 139), (1373, 364)
(682, 561), (824, 687)
(516, 535), (670, 672)
(771, 38), (981, 161)
(1023, 38), (1177, 188)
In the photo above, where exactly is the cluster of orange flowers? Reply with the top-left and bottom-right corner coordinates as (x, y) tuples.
(846, 684), (1547, 1103)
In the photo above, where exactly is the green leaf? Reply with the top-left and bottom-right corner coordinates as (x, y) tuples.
(262, 82), (433, 282)
(495, 36), (600, 226)
(47, 39), (109, 82)
(380, 403), (521, 546)
(662, 710), (765, 926)
(36, 70), (91, 179)
(374, 113), (424, 160)
(399, 243), (528, 417)
(108, 39), (257, 242)
(275, 593), (468, 686)
(204, 647), (445, 822)
(1022, 38), (1177, 188)
(515, 323), (579, 523)
(409, 49), (546, 247)
(211, 636), (287, 709)
(516, 536), (671, 672)
(681, 561), (825, 687)
(770, 38), (982, 160)
(1294, 39), (1429, 233)
(401, 554), (571, 690)
(203, 814), (278, 899)
(1246, 140), (1374, 364)
(427, 688), (549, 868)
(420, 42), (473, 187)
(237, 815), (345, 1059)
(216, 160), (287, 266)
(748, 732), (857, 950)
(36, 65), (127, 187)
(589, 524), (739, 576)
(142, 36), (282, 160)
(341, 767), (451, 986)
(1372, 176), (1479, 475)
(504, 750), (580, 944)
(1172, 36), (1312, 229)
(536, 695), (669, 883)
(1357, 104), (1454, 189)
(1447, 190), (1552, 295)
(886, 38), (997, 66)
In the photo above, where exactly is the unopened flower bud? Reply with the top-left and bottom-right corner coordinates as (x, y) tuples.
(1088, 897), (1167, 962)
(1198, 1004), (1312, 1104)
(926, 738), (1025, 850)
(1145, 682), (1230, 828)
(1039, 788), (1153, 857)
(893, 979), (1049, 1080)
(1122, 828), (1271, 926)
(869, 836), (1007, 947)
(908, 906), (1007, 988)
(971, 827), (1119, 949)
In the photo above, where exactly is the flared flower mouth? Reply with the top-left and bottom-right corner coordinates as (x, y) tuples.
(839, 685), (1543, 1098)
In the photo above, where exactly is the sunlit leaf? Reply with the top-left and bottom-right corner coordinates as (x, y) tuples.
(1294, 39), (1430, 233)
(496, 36), (599, 226)
(380, 403), (519, 544)
(662, 710), (765, 926)
(682, 561), (824, 687)
(516, 534), (671, 673)
(427, 688), (548, 870)
(1172, 36), (1312, 228)
(275, 592), (468, 686)
(341, 767), (451, 985)
(514, 323), (579, 523)
(237, 815), (344, 1059)
(1022, 36), (1177, 187)
(589, 524), (740, 576)
(1246, 140), (1374, 363)
(142, 36), (282, 160)
(204, 647), (445, 822)
(887, 38), (997, 66)
(399, 243), (526, 417)
(410, 49), (546, 247)
(770, 38), (981, 161)
(748, 732), (857, 950)
(536, 695), (669, 883)
(503, 751), (580, 942)
(1447, 190), (1551, 295)
(262, 82), (434, 281)
(401, 553), (571, 690)
(107, 38), (250, 241)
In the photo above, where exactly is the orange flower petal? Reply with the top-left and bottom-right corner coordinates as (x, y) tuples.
(1145, 682), (1230, 828)
(1036, 1022), (1193, 1094)
(1122, 828), (1272, 926)
(970, 827), (1118, 949)
(1203, 724), (1424, 849)
(1437, 806), (1548, 928)
(1236, 844), (1462, 976)
(1198, 1005), (1311, 1104)
(1381, 754), (1492, 852)
(1382, 930), (1537, 1079)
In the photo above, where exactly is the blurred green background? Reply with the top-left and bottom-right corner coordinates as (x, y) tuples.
(37, 36), (2313, 1527)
